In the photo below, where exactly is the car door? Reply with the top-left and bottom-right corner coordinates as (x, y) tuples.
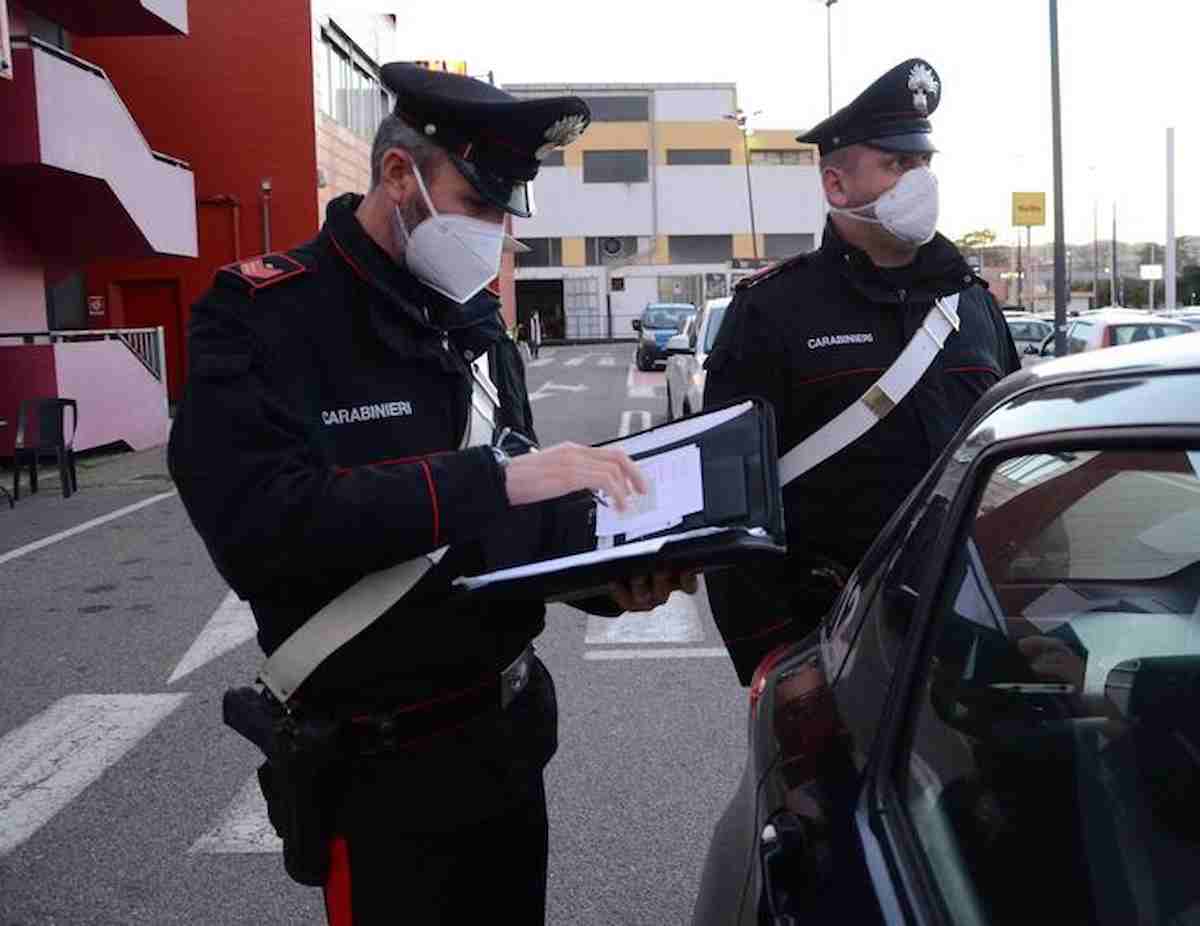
(853, 378), (1200, 925)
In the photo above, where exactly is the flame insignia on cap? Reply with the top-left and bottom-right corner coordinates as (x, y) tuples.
(907, 63), (939, 116)
(535, 114), (588, 160)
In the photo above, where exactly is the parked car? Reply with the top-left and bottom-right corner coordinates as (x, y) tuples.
(1163, 311), (1200, 331)
(693, 332), (1200, 926)
(1005, 315), (1054, 358)
(632, 302), (696, 371)
(1037, 308), (1193, 358)
(664, 297), (731, 420)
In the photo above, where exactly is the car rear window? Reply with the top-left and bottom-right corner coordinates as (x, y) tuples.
(1109, 324), (1191, 344)
(642, 305), (693, 329)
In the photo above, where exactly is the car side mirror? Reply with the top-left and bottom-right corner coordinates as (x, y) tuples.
(631, 319), (642, 332)
(1024, 343), (1040, 355)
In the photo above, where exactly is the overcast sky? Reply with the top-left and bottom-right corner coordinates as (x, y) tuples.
(359, 0), (1196, 248)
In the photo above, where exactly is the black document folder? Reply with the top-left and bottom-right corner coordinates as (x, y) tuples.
(454, 398), (786, 603)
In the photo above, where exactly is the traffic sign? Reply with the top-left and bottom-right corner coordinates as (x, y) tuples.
(1012, 192), (1046, 227)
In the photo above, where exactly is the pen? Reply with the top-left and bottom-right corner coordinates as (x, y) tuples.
(495, 428), (609, 508)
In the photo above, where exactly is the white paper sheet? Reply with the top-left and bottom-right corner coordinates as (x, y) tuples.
(603, 401), (753, 456)
(595, 443), (704, 541)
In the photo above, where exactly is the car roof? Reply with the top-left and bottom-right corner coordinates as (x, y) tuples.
(1070, 308), (1187, 324)
(1012, 330), (1200, 385)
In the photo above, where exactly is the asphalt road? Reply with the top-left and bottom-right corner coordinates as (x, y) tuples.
(0, 344), (747, 925)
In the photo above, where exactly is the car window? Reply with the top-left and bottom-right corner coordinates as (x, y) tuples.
(1068, 320), (1092, 353)
(1008, 322), (1030, 340)
(893, 447), (1200, 925)
(703, 305), (728, 353)
(642, 306), (693, 329)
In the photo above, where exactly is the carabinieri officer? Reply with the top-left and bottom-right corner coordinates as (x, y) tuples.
(169, 63), (693, 924)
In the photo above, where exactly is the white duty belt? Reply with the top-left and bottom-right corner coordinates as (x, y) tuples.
(257, 356), (500, 705)
(778, 293), (960, 487)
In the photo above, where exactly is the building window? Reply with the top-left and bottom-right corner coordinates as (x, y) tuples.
(666, 149), (732, 166)
(322, 29), (388, 140)
(582, 96), (649, 122)
(668, 236), (734, 264)
(764, 233), (815, 259)
(582, 150), (648, 183)
(516, 238), (563, 268)
(750, 149), (815, 166)
(539, 149), (565, 167)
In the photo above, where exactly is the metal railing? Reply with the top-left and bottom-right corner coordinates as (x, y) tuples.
(0, 327), (166, 384)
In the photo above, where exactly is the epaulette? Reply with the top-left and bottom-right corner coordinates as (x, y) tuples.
(733, 252), (808, 291)
(215, 253), (308, 295)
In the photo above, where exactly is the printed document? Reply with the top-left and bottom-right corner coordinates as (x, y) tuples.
(595, 443), (704, 541)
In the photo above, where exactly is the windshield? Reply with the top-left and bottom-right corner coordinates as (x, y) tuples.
(641, 305), (694, 330)
(703, 305), (729, 352)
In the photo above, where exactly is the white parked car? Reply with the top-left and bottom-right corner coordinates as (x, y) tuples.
(664, 296), (731, 420)
(1037, 308), (1193, 358)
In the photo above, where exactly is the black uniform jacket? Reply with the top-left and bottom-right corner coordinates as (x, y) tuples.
(703, 220), (1020, 682)
(169, 193), (591, 711)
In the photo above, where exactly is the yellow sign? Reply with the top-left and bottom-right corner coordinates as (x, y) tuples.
(1012, 192), (1046, 227)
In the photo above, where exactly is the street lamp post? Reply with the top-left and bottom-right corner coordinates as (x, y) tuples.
(812, 0), (839, 115)
(725, 109), (762, 261)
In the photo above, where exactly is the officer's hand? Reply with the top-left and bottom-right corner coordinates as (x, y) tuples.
(504, 443), (648, 511)
(610, 569), (699, 612)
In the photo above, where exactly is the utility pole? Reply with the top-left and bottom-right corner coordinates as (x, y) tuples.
(1049, 0), (1067, 354)
(1167, 127), (1177, 310)
(1111, 204), (1119, 306)
(1092, 200), (1099, 309)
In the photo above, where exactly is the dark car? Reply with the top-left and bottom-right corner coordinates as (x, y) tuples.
(693, 333), (1200, 925)
(632, 302), (695, 371)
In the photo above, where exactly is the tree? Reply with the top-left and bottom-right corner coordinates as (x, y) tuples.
(956, 229), (998, 250)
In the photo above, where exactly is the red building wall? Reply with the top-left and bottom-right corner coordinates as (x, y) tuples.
(74, 0), (319, 399)
(0, 346), (57, 456)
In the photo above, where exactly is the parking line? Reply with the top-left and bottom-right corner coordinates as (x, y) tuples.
(584, 647), (727, 661)
(0, 694), (187, 855)
(168, 590), (258, 685)
(0, 491), (178, 566)
(190, 773), (281, 854)
(619, 410), (652, 437)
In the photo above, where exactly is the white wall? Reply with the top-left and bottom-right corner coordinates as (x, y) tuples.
(656, 167), (751, 234)
(514, 169), (654, 238)
(751, 166), (826, 234)
(653, 88), (736, 122)
(610, 276), (659, 335)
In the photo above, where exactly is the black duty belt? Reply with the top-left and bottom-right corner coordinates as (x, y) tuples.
(348, 645), (536, 754)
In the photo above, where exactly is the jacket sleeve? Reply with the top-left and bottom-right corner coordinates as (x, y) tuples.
(981, 288), (1022, 376)
(168, 291), (510, 598)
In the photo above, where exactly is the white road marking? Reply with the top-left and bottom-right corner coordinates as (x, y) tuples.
(584, 647), (727, 661)
(190, 773), (281, 854)
(527, 357), (554, 368)
(168, 590), (258, 685)
(564, 353), (596, 367)
(0, 491), (178, 566)
(597, 356), (616, 367)
(585, 591), (704, 645)
(529, 381), (590, 403)
(625, 363), (663, 399)
(0, 694), (187, 855)
(619, 410), (652, 437)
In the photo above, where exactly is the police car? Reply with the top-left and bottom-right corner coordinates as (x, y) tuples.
(693, 333), (1200, 925)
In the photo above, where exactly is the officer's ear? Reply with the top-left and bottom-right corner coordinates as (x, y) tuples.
(379, 147), (421, 207)
(819, 146), (859, 208)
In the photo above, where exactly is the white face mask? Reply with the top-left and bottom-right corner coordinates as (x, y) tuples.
(829, 166), (940, 246)
(394, 164), (505, 304)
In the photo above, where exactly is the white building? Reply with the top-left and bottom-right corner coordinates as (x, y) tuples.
(506, 82), (825, 341)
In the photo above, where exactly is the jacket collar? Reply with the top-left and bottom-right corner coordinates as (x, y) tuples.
(321, 192), (504, 353)
(816, 217), (976, 304)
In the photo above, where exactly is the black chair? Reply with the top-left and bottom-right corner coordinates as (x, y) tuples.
(13, 398), (78, 500)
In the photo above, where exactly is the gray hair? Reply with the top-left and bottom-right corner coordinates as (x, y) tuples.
(370, 115), (443, 188)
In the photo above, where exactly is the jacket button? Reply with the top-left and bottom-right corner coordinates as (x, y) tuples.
(963, 274), (972, 283)
(464, 349), (474, 361)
